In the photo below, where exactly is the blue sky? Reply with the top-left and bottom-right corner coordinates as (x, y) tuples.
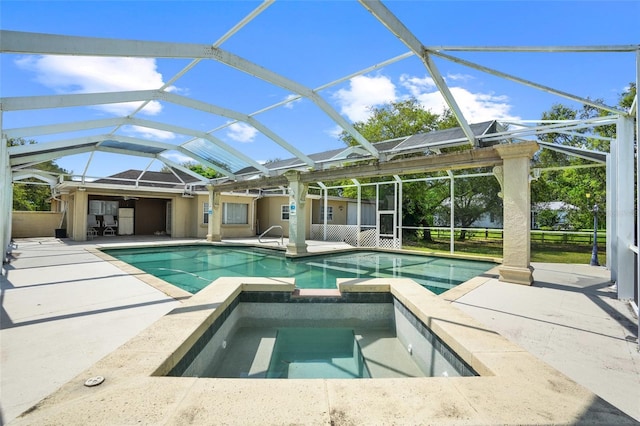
(1, 1), (638, 178)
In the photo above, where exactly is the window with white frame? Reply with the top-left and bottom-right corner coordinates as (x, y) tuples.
(320, 205), (333, 221)
(222, 202), (248, 224)
(89, 200), (119, 216)
(203, 202), (209, 224)
(281, 205), (290, 221)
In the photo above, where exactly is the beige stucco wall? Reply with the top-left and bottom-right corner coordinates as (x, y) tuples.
(190, 194), (206, 239)
(310, 198), (349, 225)
(219, 194), (257, 239)
(257, 195), (289, 237)
(61, 188), (200, 240)
(46, 187), (278, 241)
(63, 188), (176, 241)
(171, 195), (195, 238)
(12, 211), (65, 238)
(257, 195), (317, 239)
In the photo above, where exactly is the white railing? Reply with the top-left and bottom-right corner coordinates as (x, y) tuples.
(310, 224), (400, 249)
(258, 225), (283, 245)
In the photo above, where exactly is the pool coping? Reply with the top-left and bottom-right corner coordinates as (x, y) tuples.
(10, 276), (634, 425)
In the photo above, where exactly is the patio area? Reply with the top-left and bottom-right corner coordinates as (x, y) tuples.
(1, 237), (638, 424)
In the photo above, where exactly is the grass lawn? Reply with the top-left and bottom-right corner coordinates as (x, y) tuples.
(404, 239), (606, 264)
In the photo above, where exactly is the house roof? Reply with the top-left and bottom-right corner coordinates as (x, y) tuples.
(234, 120), (502, 177)
(94, 169), (201, 189)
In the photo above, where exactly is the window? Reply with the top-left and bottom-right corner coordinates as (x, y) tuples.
(222, 203), (248, 224)
(203, 203), (209, 224)
(281, 205), (290, 221)
(89, 200), (119, 215)
(320, 205), (333, 221)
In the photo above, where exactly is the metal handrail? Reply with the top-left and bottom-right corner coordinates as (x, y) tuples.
(258, 225), (284, 245)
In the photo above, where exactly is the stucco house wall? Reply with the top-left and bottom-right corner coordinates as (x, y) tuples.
(58, 187), (180, 240)
(12, 211), (65, 238)
(218, 193), (257, 239)
(310, 198), (349, 225)
(13, 181), (353, 242)
(257, 195), (315, 239)
(171, 195), (193, 238)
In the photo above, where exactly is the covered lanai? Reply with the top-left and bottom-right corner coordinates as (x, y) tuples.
(1, 2), (638, 328)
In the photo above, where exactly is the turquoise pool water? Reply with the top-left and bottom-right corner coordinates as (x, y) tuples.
(104, 245), (494, 294)
(266, 328), (370, 379)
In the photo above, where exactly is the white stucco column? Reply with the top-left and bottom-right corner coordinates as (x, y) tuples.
(495, 142), (539, 285)
(614, 116), (635, 299)
(71, 190), (89, 241)
(285, 170), (308, 255)
(207, 186), (221, 242)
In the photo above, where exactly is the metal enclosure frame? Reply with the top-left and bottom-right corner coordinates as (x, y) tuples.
(0, 0), (638, 341)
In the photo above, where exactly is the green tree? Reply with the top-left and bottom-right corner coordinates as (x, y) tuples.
(619, 83), (636, 110)
(9, 138), (68, 211)
(532, 84), (636, 230)
(183, 162), (220, 179)
(401, 176), (449, 242)
(339, 98), (441, 146)
(433, 172), (502, 240)
(161, 162), (220, 179)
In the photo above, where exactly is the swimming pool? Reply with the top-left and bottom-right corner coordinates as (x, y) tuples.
(103, 245), (494, 295)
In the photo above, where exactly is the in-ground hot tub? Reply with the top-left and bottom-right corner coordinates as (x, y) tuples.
(159, 282), (477, 380)
(20, 275), (632, 425)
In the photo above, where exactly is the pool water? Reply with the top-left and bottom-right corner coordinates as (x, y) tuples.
(104, 245), (494, 294)
(266, 328), (370, 379)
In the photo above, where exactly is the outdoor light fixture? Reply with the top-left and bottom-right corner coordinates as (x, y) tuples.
(586, 193), (600, 266)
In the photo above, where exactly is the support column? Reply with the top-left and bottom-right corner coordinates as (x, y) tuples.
(614, 116), (635, 299)
(353, 178), (362, 248)
(71, 190), (89, 241)
(207, 186), (221, 242)
(1, 111), (11, 265)
(606, 153), (614, 277)
(285, 170), (308, 255)
(495, 142), (539, 285)
(448, 170), (455, 254)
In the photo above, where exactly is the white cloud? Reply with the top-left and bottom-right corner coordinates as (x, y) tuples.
(160, 152), (195, 164)
(15, 55), (166, 116)
(326, 125), (344, 139)
(411, 87), (518, 122)
(333, 75), (397, 122)
(226, 122), (258, 143)
(283, 94), (302, 109)
(400, 74), (436, 96)
(446, 73), (474, 83)
(123, 125), (175, 140)
(333, 72), (519, 126)
(401, 74), (519, 122)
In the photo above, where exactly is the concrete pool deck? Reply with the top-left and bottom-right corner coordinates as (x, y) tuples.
(1, 237), (639, 424)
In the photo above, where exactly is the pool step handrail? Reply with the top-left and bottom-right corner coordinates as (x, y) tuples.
(258, 225), (284, 246)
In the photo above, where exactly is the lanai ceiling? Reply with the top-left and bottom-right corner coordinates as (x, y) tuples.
(1, 0), (637, 189)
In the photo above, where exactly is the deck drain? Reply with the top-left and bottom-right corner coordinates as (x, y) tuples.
(84, 376), (105, 387)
